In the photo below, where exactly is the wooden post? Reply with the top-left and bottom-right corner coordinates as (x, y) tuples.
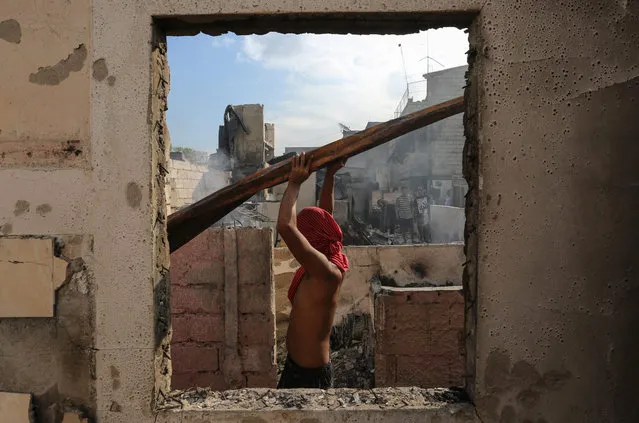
(168, 96), (464, 252)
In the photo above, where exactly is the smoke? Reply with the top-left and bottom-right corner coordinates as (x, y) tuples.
(186, 150), (272, 229)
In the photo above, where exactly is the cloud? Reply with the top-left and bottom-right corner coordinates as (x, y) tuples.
(237, 29), (468, 153)
(211, 34), (236, 48)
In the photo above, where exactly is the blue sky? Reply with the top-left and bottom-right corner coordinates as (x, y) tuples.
(167, 29), (468, 155)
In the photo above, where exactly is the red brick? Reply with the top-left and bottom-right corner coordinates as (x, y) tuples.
(449, 300), (464, 330)
(189, 371), (228, 390)
(240, 346), (275, 372)
(238, 282), (273, 314)
(172, 345), (219, 373)
(384, 289), (463, 306)
(170, 229), (224, 286)
(374, 288), (465, 389)
(236, 228), (272, 286)
(239, 313), (275, 346)
(382, 302), (450, 329)
(189, 315), (224, 343)
(374, 353), (397, 387)
(396, 354), (452, 387)
(171, 316), (189, 343)
(245, 371), (277, 388)
(431, 328), (464, 358)
(171, 372), (193, 390)
(172, 285), (223, 314)
(378, 327), (432, 355)
(449, 352), (465, 385)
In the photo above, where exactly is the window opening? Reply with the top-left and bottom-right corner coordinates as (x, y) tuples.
(164, 28), (470, 392)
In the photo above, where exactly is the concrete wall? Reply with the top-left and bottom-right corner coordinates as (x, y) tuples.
(1, 1), (637, 422)
(170, 228), (276, 390)
(230, 104), (267, 181)
(0, 236), (95, 422)
(426, 66), (466, 180)
(375, 287), (464, 388)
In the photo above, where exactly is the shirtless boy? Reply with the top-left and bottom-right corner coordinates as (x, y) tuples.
(276, 152), (349, 389)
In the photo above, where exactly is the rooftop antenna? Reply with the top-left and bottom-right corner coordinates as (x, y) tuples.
(398, 43), (409, 89)
(419, 55), (446, 73)
(426, 31), (430, 74)
(419, 30), (446, 74)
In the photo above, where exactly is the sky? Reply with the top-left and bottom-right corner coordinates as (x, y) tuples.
(166, 28), (468, 155)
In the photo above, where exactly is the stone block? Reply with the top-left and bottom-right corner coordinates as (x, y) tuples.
(0, 392), (31, 423)
(189, 315), (225, 343)
(0, 262), (53, 317)
(236, 228), (272, 286)
(396, 354), (463, 388)
(172, 285), (224, 315)
(374, 353), (396, 387)
(374, 287), (465, 388)
(378, 327), (433, 355)
(172, 345), (219, 373)
(172, 315), (224, 344)
(240, 346), (274, 373)
(239, 313), (274, 346)
(245, 371), (277, 388)
(175, 229), (222, 263)
(0, 238), (68, 317)
(238, 282), (272, 314)
(171, 315), (190, 343)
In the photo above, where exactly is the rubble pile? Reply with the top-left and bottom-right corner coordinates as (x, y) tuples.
(277, 313), (375, 389)
(159, 386), (469, 411)
(330, 313), (375, 389)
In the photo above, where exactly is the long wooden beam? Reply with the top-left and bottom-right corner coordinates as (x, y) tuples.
(168, 96), (464, 252)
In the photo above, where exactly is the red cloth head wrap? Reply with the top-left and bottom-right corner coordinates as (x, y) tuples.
(287, 207), (349, 303)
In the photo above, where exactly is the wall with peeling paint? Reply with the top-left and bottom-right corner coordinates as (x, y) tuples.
(0, 236), (96, 422)
(0, 1), (90, 168)
(0, 1), (637, 422)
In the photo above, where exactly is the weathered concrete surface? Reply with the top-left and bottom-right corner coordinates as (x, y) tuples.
(469, 2), (639, 423)
(0, 1), (90, 168)
(170, 406), (480, 423)
(156, 387), (479, 422)
(0, 0), (636, 422)
(0, 235), (96, 422)
(168, 407), (480, 423)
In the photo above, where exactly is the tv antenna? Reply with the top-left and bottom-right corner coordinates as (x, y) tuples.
(419, 55), (446, 73)
(398, 43), (409, 88)
(419, 31), (445, 74)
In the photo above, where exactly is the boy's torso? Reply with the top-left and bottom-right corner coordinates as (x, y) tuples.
(286, 266), (343, 368)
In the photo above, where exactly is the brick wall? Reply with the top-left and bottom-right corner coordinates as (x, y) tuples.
(167, 159), (229, 214)
(374, 286), (464, 388)
(170, 227), (276, 390)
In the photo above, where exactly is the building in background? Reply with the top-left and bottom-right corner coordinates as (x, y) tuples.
(167, 64), (469, 245)
(389, 65), (468, 207)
